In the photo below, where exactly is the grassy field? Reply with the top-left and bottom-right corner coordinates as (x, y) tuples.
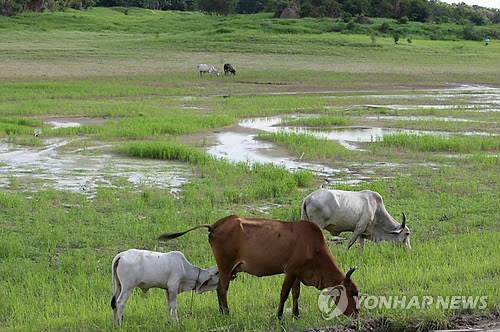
(0, 8), (499, 332)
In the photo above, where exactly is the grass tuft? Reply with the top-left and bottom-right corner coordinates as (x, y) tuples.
(377, 134), (500, 153)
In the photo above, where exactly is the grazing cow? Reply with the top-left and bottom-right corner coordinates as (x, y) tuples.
(301, 189), (411, 249)
(159, 215), (359, 319)
(223, 63), (236, 76)
(197, 64), (220, 76)
(111, 249), (219, 324)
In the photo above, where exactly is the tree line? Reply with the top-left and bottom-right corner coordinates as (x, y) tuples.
(1, 0), (499, 26)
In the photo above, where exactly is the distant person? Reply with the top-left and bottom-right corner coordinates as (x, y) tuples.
(484, 36), (490, 46)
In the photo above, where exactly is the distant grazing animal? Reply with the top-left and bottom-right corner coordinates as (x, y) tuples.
(159, 215), (359, 319)
(223, 63), (236, 76)
(301, 189), (411, 249)
(197, 64), (220, 76)
(111, 249), (219, 324)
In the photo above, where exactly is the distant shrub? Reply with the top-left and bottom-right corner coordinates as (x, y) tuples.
(342, 12), (352, 22)
(330, 21), (346, 32)
(346, 20), (356, 30)
(463, 24), (481, 40)
(393, 31), (400, 44)
(398, 16), (408, 24)
(378, 22), (391, 33)
(430, 30), (442, 40)
(355, 15), (371, 24)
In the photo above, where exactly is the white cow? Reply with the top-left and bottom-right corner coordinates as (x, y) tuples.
(197, 64), (220, 76)
(111, 249), (219, 324)
(301, 189), (411, 249)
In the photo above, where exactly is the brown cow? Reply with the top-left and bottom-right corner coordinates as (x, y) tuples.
(159, 215), (359, 319)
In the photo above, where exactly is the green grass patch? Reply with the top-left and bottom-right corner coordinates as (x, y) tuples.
(44, 114), (234, 138)
(281, 115), (352, 127)
(116, 141), (210, 165)
(0, 123), (34, 136)
(387, 119), (498, 133)
(377, 134), (500, 153)
(257, 131), (354, 160)
(7, 135), (44, 146)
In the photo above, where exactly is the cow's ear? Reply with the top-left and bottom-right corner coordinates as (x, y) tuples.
(197, 278), (210, 292)
(401, 212), (407, 228)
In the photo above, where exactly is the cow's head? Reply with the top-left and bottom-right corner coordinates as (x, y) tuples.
(196, 266), (219, 293)
(339, 267), (360, 316)
(390, 212), (411, 249)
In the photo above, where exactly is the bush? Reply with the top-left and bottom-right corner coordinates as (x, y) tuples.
(330, 21), (346, 32)
(430, 30), (442, 40)
(342, 12), (352, 22)
(346, 20), (356, 30)
(378, 22), (391, 33)
(355, 14), (371, 24)
(462, 24), (481, 40)
(393, 31), (400, 44)
(398, 16), (408, 24)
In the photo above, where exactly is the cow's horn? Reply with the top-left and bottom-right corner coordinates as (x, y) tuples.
(401, 212), (407, 228)
(346, 267), (356, 280)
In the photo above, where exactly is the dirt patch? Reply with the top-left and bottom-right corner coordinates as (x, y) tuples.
(447, 311), (500, 331)
(306, 311), (500, 332)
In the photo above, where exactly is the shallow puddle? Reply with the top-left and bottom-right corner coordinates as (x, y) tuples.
(206, 130), (398, 184)
(44, 117), (107, 129)
(328, 85), (500, 112)
(366, 115), (482, 122)
(0, 139), (192, 198)
(238, 115), (449, 150)
(206, 132), (340, 177)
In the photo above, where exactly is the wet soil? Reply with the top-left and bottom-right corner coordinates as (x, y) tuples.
(306, 311), (500, 332)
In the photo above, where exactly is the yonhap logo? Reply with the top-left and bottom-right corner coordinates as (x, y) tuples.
(318, 290), (488, 320)
(318, 285), (351, 320)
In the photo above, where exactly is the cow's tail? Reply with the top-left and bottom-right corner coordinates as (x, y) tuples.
(301, 198), (310, 221)
(111, 256), (121, 310)
(158, 224), (212, 241)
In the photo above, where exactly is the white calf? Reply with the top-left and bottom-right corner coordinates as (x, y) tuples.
(111, 249), (219, 324)
(197, 63), (220, 76)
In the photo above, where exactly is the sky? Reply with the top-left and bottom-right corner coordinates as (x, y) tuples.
(439, 0), (500, 9)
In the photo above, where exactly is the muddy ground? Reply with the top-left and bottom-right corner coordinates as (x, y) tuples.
(306, 311), (500, 332)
